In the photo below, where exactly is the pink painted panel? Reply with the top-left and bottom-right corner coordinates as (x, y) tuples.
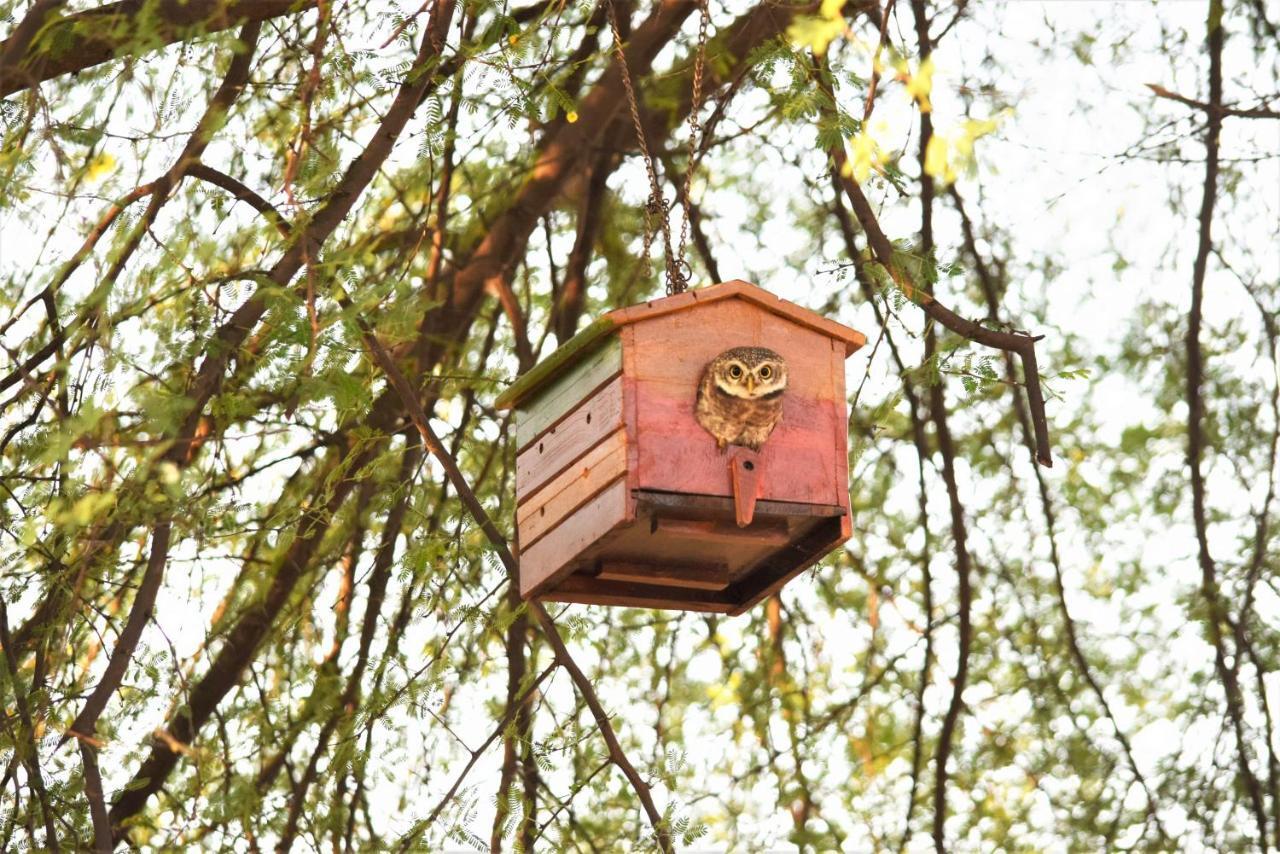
(632, 387), (838, 504)
(626, 298), (840, 505)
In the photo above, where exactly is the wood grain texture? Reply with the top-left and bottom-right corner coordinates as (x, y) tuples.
(608, 281), (866, 355)
(635, 490), (847, 519)
(541, 574), (736, 613)
(498, 282), (865, 411)
(596, 561), (731, 590)
(831, 337), (853, 538)
(516, 377), (623, 500)
(495, 315), (617, 409)
(633, 389), (839, 505)
(518, 477), (628, 597)
(517, 429), (627, 548)
(728, 447), (763, 526)
(725, 516), (848, 616)
(514, 336), (621, 449)
(628, 297), (841, 505)
(653, 518), (790, 546)
(622, 326), (641, 523)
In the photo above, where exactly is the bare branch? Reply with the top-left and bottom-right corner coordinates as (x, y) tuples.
(1146, 83), (1280, 119)
(0, 0), (317, 98)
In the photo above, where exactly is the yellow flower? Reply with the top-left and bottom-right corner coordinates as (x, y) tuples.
(848, 130), (882, 182)
(820, 0), (845, 19)
(903, 56), (934, 113)
(787, 14), (845, 54)
(924, 134), (955, 184)
(566, 110), (579, 123)
(508, 34), (519, 46)
(85, 152), (116, 183)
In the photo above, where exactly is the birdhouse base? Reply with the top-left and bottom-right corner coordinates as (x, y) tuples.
(525, 490), (848, 615)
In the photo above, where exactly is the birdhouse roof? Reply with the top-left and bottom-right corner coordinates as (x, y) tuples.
(495, 280), (866, 410)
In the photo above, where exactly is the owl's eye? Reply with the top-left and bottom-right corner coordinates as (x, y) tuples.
(759, 365), (773, 380)
(728, 365), (743, 379)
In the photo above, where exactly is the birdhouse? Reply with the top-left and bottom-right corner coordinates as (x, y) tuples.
(495, 281), (866, 615)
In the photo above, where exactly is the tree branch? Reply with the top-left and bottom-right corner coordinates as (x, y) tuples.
(1145, 83), (1280, 119)
(1184, 2), (1270, 844)
(0, 0), (316, 97)
(352, 311), (675, 853)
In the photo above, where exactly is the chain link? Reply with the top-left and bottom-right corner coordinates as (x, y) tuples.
(606, 0), (710, 296)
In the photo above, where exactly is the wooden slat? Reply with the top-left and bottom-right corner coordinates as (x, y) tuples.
(542, 574), (736, 613)
(635, 490), (846, 519)
(632, 387), (839, 504)
(627, 298), (841, 506)
(725, 516), (848, 616)
(608, 281), (866, 355)
(517, 430), (627, 548)
(519, 478), (628, 598)
(516, 377), (623, 500)
(514, 336), (621, 449)
(831, 337), (853, 539)
(653, 518), (790, 547)
(495, 316), (619, 410)
(596, 560), (731, 590)
(496, 282), (865, 411)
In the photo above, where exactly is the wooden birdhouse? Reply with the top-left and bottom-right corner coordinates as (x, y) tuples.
(495, 281), (867, 615)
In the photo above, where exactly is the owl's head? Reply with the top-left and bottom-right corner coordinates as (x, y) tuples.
(708, 346), (788, 399)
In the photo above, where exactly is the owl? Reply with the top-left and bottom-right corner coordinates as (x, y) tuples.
(694, 346), (788, 452)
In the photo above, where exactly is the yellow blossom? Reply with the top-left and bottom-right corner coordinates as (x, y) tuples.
(85, 152), (116, 183)
(902, 56), (934, 113)
(787, 13), (845, 53)
(924, 134), (955, 184)
(566, 110), (579, 124)
(847, 130), (883, 182)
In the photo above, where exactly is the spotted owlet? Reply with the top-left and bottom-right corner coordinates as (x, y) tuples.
(694, 346), (788, 452)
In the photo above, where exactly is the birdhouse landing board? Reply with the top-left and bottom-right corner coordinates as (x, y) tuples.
(496, 280), (866, 615)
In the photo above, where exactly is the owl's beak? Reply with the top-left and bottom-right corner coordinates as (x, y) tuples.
(745, 375), (756, 393)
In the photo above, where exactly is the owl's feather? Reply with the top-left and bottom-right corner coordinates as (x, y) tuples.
(694, 347), (787, 452)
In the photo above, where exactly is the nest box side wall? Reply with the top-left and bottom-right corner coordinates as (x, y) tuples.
(512, 336), (632, 597)
(625, 297), (846, 507)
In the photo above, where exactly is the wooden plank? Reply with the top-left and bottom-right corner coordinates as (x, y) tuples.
(519, 477), (628, 598)
(596, 560), (731, 590)
(495, 316), (618, 410)
(517, 430), (627, 548)
(516, 377), (623, 500)
(726, 516), (848, 616)
(653, 518), (791, 547)
(627, 298), (841, 505)
(541, 574), (736, 613)
(608, 281), (867, 355)
(831, 337), (853, 538)
(632, 386), (839, 504)
(621, 326), (640, 524)
(629, 298), (836, 400)
(497, 283), (865, 414)
(636, 490), (846, 519)
(514, 336), (621, 449)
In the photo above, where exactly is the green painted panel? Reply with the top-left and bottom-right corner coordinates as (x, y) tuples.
(515, 336), (622, 449)
(494, 316), (618, 410)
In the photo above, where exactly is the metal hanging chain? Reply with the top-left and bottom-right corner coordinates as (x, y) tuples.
(606, 0), (711, 296)
(675, 0), (711, 287)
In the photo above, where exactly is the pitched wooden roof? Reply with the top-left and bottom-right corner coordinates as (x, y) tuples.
(495, 280), (867, 410)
